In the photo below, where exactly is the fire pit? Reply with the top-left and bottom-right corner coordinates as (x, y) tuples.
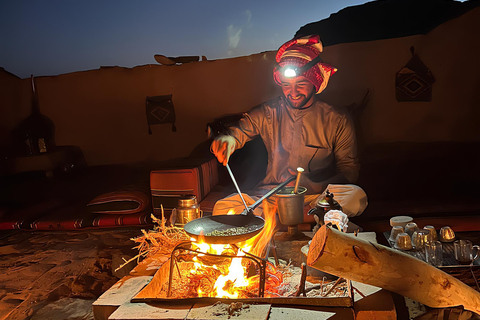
(132, 237), (353, 307)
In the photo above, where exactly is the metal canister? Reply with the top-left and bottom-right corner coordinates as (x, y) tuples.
(275, 186), (307, 226)
(172, 194), (203, 227)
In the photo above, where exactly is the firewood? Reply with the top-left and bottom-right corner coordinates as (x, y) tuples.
(307, 225), (480, 314)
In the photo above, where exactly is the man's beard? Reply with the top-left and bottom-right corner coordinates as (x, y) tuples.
(285, 90), (315, 109)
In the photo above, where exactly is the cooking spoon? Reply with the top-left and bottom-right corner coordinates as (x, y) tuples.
(226, 164), (250, 213)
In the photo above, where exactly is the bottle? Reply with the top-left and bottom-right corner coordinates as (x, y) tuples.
(12, 75), (56, 155)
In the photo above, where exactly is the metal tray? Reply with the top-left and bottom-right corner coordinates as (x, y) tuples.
(383, 231), (480, 268)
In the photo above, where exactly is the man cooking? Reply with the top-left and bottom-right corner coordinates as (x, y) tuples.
(210, 35), (367, 218)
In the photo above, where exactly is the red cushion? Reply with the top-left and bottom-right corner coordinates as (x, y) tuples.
(150, 158), (218, 216)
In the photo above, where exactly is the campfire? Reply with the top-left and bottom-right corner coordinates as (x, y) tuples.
(127, 203), (352, 306)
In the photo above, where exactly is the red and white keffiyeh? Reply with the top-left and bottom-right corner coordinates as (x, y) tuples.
(273, 35), (337, 94)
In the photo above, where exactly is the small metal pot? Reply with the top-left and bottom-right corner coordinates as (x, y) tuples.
(172, 195), (203, 227)
(275, 186), (307, 226)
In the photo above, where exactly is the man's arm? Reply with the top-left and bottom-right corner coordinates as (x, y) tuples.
(210, 105), (266, 165)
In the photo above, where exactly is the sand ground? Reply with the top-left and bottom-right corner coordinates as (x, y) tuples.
(0, 227), (145, 320)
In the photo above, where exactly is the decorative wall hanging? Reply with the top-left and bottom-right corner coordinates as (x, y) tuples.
(396, 46), (435, 102)
(146, 94), (176, 134)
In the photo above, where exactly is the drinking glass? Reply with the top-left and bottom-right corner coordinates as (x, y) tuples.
(412, 229), (431, 250)
(454, 240), (480, 265)
(405, 222), (419, 238)
(389, 226), (404, 243)
(425, 241), (443, 267)
(423, 225), (438, 242)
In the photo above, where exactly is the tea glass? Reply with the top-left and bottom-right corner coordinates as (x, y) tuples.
(405, 222), (419, 238)
(394, 232), (413, 251)
(424, 225), (438, 242)
(412, 229), (431, 249)
(454, 240), (480, 265)
(425, 241), (443, 267)
(389, 226), (404, 243)
(439, 226), (456, 242)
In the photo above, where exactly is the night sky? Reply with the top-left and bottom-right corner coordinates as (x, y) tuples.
(1, 0), (373, 79)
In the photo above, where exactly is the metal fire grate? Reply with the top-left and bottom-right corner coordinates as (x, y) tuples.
(166, 241), (267, 298)
(132, 239), (353, 307)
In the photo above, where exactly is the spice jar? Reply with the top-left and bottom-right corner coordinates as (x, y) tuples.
(171, 194), (203, 227)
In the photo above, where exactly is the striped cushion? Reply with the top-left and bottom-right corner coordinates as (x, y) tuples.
(150, 158), (218, 216)
(87, 190), (150, 214)
(91, 212), (152, 228)
(28, 212), (153, 230)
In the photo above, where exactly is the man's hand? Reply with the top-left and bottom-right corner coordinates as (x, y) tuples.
(210, 135), (236, 166)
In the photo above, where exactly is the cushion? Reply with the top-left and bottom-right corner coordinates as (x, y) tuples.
(87, 190), (150, 214)
(150, 157), (219, 216)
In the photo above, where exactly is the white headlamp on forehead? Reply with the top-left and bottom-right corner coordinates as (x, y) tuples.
(279, 55), (323, 78)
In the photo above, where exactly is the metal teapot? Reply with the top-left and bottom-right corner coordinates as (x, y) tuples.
(308, 190), (342, 234)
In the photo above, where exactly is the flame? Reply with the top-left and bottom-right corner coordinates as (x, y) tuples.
(226, 209), (236, 215)
(186, 199), (280, 298)
(244, 199), (278, 257)
(213, 252), (249, 298)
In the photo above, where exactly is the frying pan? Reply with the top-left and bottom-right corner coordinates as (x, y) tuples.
(183, 176), (295, 244)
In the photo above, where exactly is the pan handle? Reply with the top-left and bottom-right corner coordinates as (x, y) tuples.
(242, 175), (296, 215)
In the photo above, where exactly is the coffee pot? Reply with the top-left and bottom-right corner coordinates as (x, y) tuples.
(170, 194), (203, 227)
(308, 190), (342, 234)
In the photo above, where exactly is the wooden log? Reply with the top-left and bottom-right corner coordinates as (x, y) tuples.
(307, 225), (480, 314)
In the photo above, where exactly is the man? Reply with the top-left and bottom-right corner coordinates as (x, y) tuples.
(211, 35), (366, 217)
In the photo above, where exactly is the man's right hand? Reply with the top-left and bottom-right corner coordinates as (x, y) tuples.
(210, 135), (236, 166)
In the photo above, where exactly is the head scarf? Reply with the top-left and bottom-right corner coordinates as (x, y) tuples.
(273, 35), (337, 94)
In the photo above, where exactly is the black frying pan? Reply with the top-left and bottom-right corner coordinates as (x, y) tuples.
(183, 176), (295, 244)
(182, 212), (265, 244)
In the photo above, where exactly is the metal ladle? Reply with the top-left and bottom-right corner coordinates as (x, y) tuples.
(226, 164), (250, 213)
(183, 175), (296, 244)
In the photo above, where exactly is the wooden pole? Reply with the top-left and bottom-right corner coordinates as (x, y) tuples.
(307, 225), (480, 314)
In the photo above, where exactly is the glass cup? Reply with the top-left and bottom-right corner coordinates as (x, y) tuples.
(405, 222), (419, 238)
(454, 240), (480, 265)
(389, 225), (404, 243)
(394, 232), (413, 251)
(412, 229), (431, 250)
(424, 225), (438, 242)
(439, 226), (456, 242)
(425, 241), (443, 267)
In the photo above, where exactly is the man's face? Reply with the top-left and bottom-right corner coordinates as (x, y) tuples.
(280, 75), (316, 109)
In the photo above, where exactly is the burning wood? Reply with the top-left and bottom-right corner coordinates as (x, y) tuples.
(163, 245), (287, 299)
(126, 204), (350, 303)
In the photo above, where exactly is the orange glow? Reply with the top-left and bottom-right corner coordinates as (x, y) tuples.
(227, 209), (236, 215)
(213, 252), (250, 298)
(244, 200), (278, 257)
(185, 200), (280, 298)
(189, 241), (252, 298)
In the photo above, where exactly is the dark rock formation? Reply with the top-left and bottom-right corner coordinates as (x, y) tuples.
(295, 0), (479, 46)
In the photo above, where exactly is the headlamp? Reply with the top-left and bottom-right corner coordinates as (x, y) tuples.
(280, 55), (323, 78)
